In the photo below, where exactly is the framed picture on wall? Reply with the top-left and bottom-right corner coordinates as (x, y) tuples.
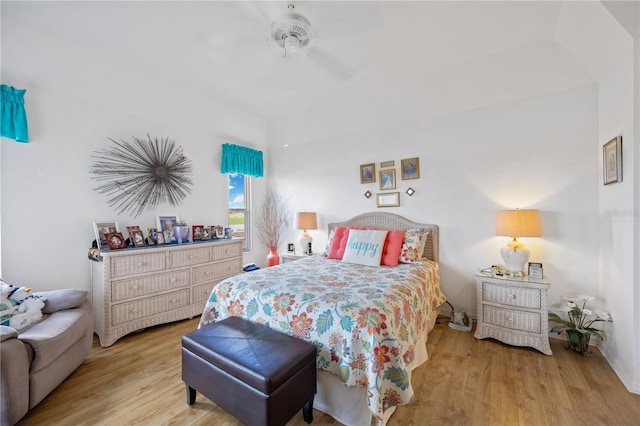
(603, 136), (622, 185)
(379, 169), (396, 190)
(401, 157), (420, 180)
(360, 163), (376, 184)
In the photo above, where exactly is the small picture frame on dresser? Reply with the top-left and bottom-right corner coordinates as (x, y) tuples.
(528, 262), (543, 279)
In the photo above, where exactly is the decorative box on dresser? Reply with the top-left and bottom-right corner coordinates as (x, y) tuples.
(92, 239), (243, 347)
(474, 272), (553, 355)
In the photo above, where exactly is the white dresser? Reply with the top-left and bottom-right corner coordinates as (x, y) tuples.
(92, 239), (243, 347)
(474, 272), (552, 355)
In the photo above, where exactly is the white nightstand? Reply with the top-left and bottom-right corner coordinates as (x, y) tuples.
(280, 252), (318, 263)
(474, 271), (553, 355)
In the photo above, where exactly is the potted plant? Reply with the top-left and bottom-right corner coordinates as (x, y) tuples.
(255, 188), (291, 266)
(549, 294), (612, 354)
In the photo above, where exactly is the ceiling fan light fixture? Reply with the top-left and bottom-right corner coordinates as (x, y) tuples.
(271, 4), (313, 57)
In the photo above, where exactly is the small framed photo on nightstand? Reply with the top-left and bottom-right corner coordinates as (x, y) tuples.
(287, 243), (295, 253)
(528, 262), (543, 279)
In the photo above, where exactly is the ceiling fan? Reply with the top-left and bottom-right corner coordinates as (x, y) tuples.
(270, 4), (314, 58)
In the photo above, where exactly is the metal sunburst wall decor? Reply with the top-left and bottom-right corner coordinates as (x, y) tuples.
(90, 134), (193, 217)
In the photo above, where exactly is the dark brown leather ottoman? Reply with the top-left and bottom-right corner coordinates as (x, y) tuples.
(182, 316), (317, 426)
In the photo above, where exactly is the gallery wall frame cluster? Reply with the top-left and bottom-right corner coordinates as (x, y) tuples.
(359, 157), (421, 207)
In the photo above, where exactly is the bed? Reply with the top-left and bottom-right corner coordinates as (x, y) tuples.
(198, 212), (446, 425)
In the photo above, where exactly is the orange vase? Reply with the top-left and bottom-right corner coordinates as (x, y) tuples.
(267, 247), (280, 267)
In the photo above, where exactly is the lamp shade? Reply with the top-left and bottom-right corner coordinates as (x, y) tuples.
(496, 209), (541, 238)
(295, 212), (317, 231)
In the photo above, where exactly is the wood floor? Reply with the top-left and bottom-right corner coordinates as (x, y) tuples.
(19, 318), (640, 426)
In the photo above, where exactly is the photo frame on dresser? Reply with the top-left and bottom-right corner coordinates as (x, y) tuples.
(93, 221), (119, 249)
(528, 262), (543, 279)
(156, 214), (179, 244)
(104, 232), (128, 250)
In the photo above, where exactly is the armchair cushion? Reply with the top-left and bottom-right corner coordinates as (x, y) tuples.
(35, 289), (88, 314)
(19, 304), (92, 374)
(0, 325), (18, 342)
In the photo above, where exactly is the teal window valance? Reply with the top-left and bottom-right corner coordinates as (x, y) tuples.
(1, 84), (29, 143)
(221, 143), (263, 177)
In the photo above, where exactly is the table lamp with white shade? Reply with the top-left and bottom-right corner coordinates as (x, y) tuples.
(295, 212), (317, 254)
(495, 209), (541, 277)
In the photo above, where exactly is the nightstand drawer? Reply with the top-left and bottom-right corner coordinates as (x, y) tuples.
(482, 305), (541, 333)
(482, 282), (541, 309)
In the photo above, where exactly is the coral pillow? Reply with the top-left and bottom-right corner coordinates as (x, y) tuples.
(326, 227), (350, 259)
(399, 229), (430, 264)
(380, 230), (405, 266)
(342, 230), (388, 267)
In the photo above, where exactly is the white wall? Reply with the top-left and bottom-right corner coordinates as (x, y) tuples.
(0, 18), (269, 290)
(597, 27), (639, 393)
(270, 85), (599, 317)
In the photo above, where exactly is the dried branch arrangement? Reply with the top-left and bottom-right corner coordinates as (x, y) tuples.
(255, 187), (291, 249)
(90, 135), (193, 217)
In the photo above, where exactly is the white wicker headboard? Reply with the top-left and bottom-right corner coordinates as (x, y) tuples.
(327, 212), (439, 262)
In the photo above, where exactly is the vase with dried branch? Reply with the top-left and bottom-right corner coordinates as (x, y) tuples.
(255, 188), (291, 266)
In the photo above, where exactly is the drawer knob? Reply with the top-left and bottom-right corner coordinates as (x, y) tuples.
(170, 278), (177, 283)
(171, 299), (177, 304)
(508, 294), (516, 299)
(189, 255), (194, 259)
(224, 249), (229, 254)
(132, 308), (139, 314)
(507, 316), (513, 323)
(132, 285), (139, 290)
(137, 262), (145, 267)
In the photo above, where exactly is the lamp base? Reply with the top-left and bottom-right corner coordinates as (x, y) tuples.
(298, 232), (312, 255)
(500, 239), (530, 277)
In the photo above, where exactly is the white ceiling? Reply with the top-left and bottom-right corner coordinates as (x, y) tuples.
(1, 1), (634, 146)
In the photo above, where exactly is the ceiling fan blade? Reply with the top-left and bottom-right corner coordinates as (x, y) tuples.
(302, 1), (385, 39)
(306, 46), (356, 81)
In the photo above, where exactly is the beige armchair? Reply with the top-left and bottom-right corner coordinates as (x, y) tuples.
(1, 290), (93, 425)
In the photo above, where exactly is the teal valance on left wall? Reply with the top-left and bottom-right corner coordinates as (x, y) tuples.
(221, 143), (263, 177)
(1, 84), (29, 143)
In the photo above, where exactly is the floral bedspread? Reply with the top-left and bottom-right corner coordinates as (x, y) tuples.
(198, 256), (446, 419)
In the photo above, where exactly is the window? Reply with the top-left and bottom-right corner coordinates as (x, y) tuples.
(229, 173), (250, 250)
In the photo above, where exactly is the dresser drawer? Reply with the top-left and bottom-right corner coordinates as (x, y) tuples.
(169, 247), (210, 268)
(111, 270), (190, 302)
(192, 283), (215, 304)
(192, 258), (242, 285)
(212, 242), (242, 260)
(110, 253), (166, 278)
(482, 282), (541, 309)
(482, 305), (541, 333)
(111, 289), (190, 325)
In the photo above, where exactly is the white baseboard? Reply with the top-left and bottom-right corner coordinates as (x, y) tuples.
(598, 343), (640, 395)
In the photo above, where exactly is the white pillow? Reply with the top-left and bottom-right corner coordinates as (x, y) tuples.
(341, 230), (388, 267)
